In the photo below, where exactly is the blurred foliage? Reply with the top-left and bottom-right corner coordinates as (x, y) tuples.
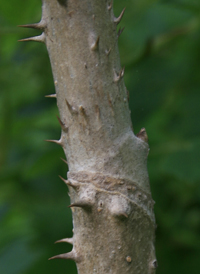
(0, 0), (200, 273)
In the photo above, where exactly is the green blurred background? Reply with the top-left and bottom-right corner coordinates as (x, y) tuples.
(0, 0), (200, 273)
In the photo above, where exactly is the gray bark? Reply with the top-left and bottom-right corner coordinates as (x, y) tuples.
(20, 0), (157, 273)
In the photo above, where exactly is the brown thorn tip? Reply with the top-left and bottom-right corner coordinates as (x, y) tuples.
(60, 157), (68, 165)
(18, 32), (46, 43)
(91, 36), (99, 51)
(114, 7), (126, 24)
(45, 94), (56, 98)
(55, 238), (73, 245)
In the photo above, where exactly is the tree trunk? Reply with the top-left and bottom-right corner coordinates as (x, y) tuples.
(20, 0), (157, 273)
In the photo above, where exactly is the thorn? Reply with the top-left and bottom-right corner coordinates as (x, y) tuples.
(18, 32), (46, 43)
(108, 0), (113, 10)
(91, 36), (99, 51)
(65, 99), (78, 114)
(65, 99), (71, 109)
(68, 203), (81, 208)
(45, 94), (57, 98)
(113, 70), (120, 82)
(113, 211), (128, 219)
(58, 175), (78, 189)
(79, 105), (86, 116)
(60, 157), (68, 165)
(117, 27), (125, 38)
(45, 139), (63, 146)
(58, 175), (70, 185)
(121, 212), (128, 218)
(113, 67), (125, 82)
(114, 7), (126, 25)
(136, 128), (148, 143)
(49, 251), (80, 262)
(105, 48), (111, 56)
(151, 260), (158, 269)
(68, 201), (92, 210)
(18, 20), (46, 30)
(55, 238), (73, 245)
(56, 115), (68, 131)
(120, 66), (125, 78)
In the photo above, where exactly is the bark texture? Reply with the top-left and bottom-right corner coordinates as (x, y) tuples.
(21, 0), (157, 273)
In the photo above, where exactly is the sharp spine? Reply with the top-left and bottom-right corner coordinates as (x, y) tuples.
(18, 32), (46, 43)
(120, 212), (128, 218)
(56, 115), (68, 131)
(105, 48), (111, 56)
(108, 1), (113, 10)
(65, 99), (78, 114)
(113, 67), (124, 82)
(120, 66), (125, 77)
(117, 27), (125, 38)
(48, 251), (80, 262)
(68, 201), (92, 209)
(59, 175), (70, 185)
(136, 128), (148, 143)
(113, 211), (128, 219)
(45, 94), (57, 98)
(18, 19), (46, 30)
(45, 139), (63, 146)
(79, 105), (86, 116)
(91, 36), (99, 51)
(60, 157), (68, 165)
(55, 237), (73, 245)
(59, 175), (78, 189)
(114, 71), (120, 82)
(114, 7), (126, 24)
